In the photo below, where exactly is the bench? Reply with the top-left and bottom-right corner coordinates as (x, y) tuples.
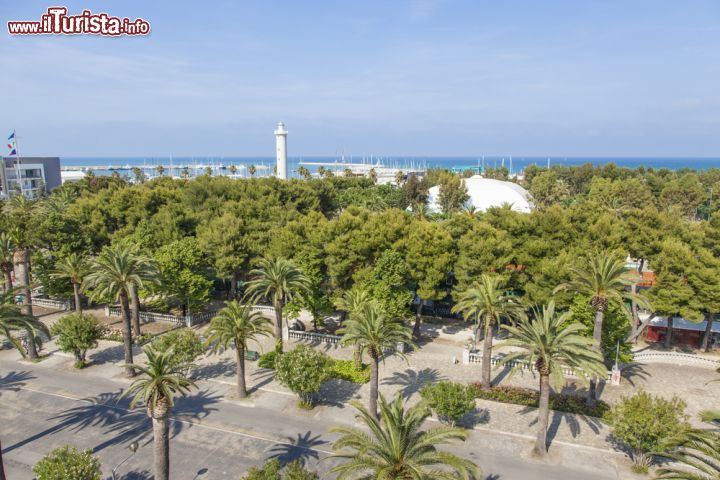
(245, 350), (260, 361)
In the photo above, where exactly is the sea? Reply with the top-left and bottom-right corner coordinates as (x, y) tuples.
(59, 156), (720, 179)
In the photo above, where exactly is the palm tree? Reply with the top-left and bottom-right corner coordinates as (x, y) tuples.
(330, 394), (480, 480)
(50, 253), (89, 313)
(5, 196), (39, 359)
(228, 165), (238, 176)
(181, 167), (190, 179)
(244, 257), (310, 351)
(122, 345), (196, 480)
(655, 428), (719, 480)
(555, 254), (648, 403)
(297, 166), (311, 179)
(0, 289), (50, 358)
(155, 165), (165, 177)
(497, 301), (607, 456)
(0, 233), (13, 292)
(123, 245), (160, 338)
(205, 301), (273, 397)
(368, 168), (378, 183)
(452, 274), (525, 389)
(337, 303), (413, 419)
(248, 164), (257, 177)
(334, 286), (374, 368)
(85, 244), (155, 377)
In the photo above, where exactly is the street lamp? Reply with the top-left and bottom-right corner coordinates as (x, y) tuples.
(111, 441), (139, 480)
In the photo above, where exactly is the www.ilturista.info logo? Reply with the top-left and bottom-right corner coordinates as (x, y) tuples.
(8, 7), (150, 36)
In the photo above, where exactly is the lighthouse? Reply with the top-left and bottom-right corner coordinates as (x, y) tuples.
(274, 121), (288, 180)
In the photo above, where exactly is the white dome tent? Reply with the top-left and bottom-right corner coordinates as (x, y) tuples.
(426, 175), (533, 214)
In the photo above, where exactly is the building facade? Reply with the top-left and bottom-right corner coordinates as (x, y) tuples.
(0, 157), (61, 198)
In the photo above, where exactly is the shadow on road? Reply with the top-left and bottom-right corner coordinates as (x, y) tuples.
(382, 368), (446, 400)
(0, 370), (34, 392)
(3, 389), (221, 454)
(268, 430), (326, 465)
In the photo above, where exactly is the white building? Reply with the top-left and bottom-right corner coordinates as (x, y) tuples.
(426, 175), (533, 213)
(0, 157), (61, 198)
(274, 121), (288, 180)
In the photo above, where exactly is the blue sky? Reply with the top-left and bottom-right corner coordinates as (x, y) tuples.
(1, 1), (719, 157)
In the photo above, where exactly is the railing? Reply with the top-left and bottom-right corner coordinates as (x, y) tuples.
(288, 329), (342, 345)
(31, 297), (74, 311)
(105, 306), (219, 327)
(468, 351), (610, 379)
(632, 351), (720, 368)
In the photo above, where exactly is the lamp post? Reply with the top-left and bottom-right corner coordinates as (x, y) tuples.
(111, 441), (139, 480)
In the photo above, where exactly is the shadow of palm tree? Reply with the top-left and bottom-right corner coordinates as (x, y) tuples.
(317, 378), (361, 406)
(381, 368), (445, 400)
(89, 343), (130, 365)
(620, 362), (649, 387)
(268, 431), (326, 465)
(0, 370), (34, 392)
(124, 470), (153, 480)
(3, 389), (220, 454)
(190, 357), (235, 380)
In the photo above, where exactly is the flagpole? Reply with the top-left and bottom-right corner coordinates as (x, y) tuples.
(12, 130), (21, 196)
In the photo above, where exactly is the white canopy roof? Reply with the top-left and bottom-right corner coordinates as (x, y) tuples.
(427, 175), (533, 213)
(650, 316), (720, 333)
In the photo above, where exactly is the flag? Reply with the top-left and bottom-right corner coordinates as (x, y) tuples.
(7, 131), (14, 140)
(8, 149), (16, 156)
(6, 144), (11, 150)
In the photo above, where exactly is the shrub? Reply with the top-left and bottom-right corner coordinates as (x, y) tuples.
(420, 381), (476, 425)
(470, 384), (610, 418)
(327, 359), (370, 384)
(33, 445), (102, 480)
(604, 391), (690, 473)
(152, 328), (204, 373)
(51, 313), (104, 368)
(240, 458), (318, 479)
(274, 345), (330, 408)
(258, 342), (283, 369)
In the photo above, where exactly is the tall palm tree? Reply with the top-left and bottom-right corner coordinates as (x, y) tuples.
(0, 289), (50, 358)
(555, 254), (649, 403)
(228, 164), (238, 176)
(123, 245), (160, 338)
(330, 394), (480, 480)
(248, 164), (257, 177)
(297, 166), (311, 179)
(155, 165), (165, 177)
(0, 233), (14, 292)
(122, 345), (196, 480)
(244, 257), (310, 351)
(205, 301), (273, 397)
(338, 303), (413, 419)
(452, 274), (525, 389)
(334, 286), (374, 367)
(85, 243), (155, 377)
(50, 253), (89, 313)
(497, 301), (607, 456)
(5, 196), (40, 359)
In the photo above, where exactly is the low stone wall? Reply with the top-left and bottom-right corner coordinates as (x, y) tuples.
(632, 351), (720, 369)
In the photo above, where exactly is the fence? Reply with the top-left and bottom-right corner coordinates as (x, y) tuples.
(31, 297), (74, 311)
(287, 329), (342, 345)
(632, 351), (720, 369)
(466, 350), (611, 380)
(105, 306), (219, 327)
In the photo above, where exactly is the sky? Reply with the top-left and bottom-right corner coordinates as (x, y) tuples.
(1, 0), (719, 157)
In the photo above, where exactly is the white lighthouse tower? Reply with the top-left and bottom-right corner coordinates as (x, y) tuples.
(274, 121), (288, 180)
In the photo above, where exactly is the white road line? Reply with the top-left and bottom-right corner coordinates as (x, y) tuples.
(12, 385), (335, 456)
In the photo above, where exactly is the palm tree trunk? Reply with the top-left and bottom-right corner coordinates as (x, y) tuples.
(588, 308), (604, 405)
(230, 271), (238, 300)
(630, 283), (639, 342)
(412, 300), (423, 338)
(119, 291), (135, 377)
(236, 344), (247, 398)
(369, 353), (379, 420)
(13, 248), (38, 360)
(0, 437), (6, 480)
(72, 282), (82, 314)
(702, 312), (714, 352)
(2, 271), (11, 292)
(130, 283), (141, 337)
(274, 300), (284, 351)
(534, 374), (551, 456)
(665, 316), (674, 348)
(152, 415), (170, 480)
(353, 344), (362, 369)
(481, 316), (494, 388)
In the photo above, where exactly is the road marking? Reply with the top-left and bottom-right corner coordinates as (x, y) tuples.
(11, 385), (335, 456)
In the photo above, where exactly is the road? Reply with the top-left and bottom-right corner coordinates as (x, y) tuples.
(0, 357), (623, 479)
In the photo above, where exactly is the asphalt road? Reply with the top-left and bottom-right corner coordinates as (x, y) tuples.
(0, 358), (622, 480)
